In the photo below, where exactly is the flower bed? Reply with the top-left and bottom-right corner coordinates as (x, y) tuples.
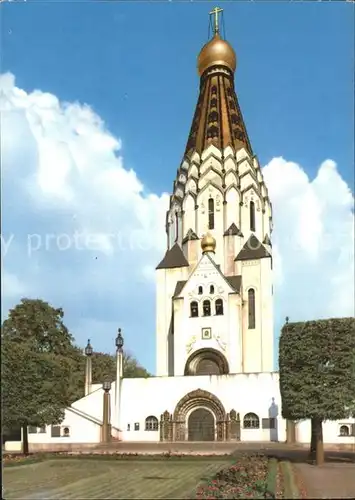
(3, 451), (231, 467)
(194, 453), (276, 499)
(2, 453), (48, 467)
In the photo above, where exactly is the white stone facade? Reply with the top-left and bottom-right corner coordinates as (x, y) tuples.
(6, 375), (354, 450)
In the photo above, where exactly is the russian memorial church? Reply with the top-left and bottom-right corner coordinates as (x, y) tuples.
(10, 10), (353, 450)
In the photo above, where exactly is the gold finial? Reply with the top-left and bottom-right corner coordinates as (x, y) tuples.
(197, 8), (236, 77)
(201, 233), (216, 254)
(209, 6), (223, 35)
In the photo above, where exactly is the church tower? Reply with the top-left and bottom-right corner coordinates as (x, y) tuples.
(156, 8), (273, 377)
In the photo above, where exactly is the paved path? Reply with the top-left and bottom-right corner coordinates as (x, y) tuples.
(295, 462), (355, 499)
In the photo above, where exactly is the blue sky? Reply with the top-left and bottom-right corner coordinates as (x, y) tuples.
(1, 1), (354, 374)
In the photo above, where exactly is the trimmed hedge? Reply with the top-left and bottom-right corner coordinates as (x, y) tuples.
(279, 317), (355, 421)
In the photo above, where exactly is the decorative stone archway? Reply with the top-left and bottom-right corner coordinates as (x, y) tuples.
(184, 348), (229, 376)
(172, 389), (227, 441)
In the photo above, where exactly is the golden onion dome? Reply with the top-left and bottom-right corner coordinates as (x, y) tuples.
(197, 33), (237, 77)
(201, 233), (216, 253)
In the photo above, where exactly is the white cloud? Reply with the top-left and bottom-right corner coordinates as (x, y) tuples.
(1, 72), (168, 371)
(1, 73), (354, 373)
(1, 270), (26, 297)
(263, 157), (354, 321)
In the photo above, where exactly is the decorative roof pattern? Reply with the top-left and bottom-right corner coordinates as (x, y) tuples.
(184, 61), (252, 158)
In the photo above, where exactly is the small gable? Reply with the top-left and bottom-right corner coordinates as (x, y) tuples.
(224, 223), (243, 237)
(173, 280), (187, 297)
(174, 253), (241, 298)
(263, 234), (272, 246)
(182, 229), (199, 244)
(225, 275), (242, 293)
(235, 234), (271, 261)
(156, 243), (189, 270)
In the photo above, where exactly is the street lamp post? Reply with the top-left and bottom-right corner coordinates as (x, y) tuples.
(116, 328), (124, 378)
(84, 339), (93, 396)
(115, 328), (124, 431)
(116, 328), (124, 352)
(102, 379), (112, 444)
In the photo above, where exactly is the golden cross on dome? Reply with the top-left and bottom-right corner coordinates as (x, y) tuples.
(209, 6), (223, 35)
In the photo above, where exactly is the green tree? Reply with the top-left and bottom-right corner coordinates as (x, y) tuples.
(87, 351), (150, 383)
(279, 317), (355, 465)
(123, 352), (151, 378)
(2, 298), (75, 354)
(2, 340), (72, 454)
(68, 350), (151, 401)
(2, 298), (84, 404)
(2, 297), (151, 443)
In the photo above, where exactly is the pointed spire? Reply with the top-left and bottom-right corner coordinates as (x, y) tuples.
(184, 9), (252, 158)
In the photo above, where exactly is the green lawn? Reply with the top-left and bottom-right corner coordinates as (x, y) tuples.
(3, 459), (231, 499)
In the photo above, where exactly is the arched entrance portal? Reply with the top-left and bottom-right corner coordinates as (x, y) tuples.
(172, 389), (227, 441)
(188, 408), (215, 441)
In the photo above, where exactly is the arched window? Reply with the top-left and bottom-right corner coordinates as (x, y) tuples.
(210, 285), (214, 294)
(145, 416), (159, 431)
(339, 425), (349, 436)
(196, 358), (220, 375)
(175, 211), (179, 241)
(234, 129), (244, 141)
(207, 125), (219, 139)
(250, 201), (256, 232)
(208, 198), (215, 230)
(248, 288), (256, 329)
(203, 300), (211, 317)
(243, 412), (260, 429)
(215, 299), (223, 316)
(190, 301), (198, 318)
(198, 286), (203, 295)
(208, 110), (218, 123)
